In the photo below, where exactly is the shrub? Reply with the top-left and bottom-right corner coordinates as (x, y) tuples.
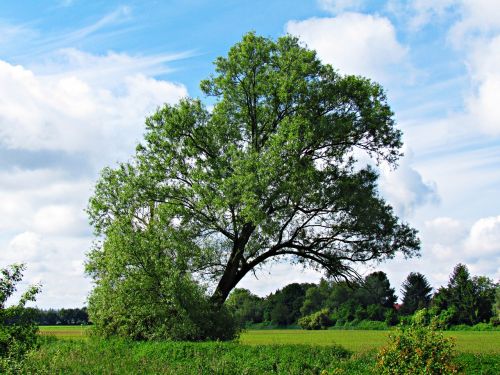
(376, 309), (460, 374)
(356, 320), (388, 330)
(88, 270), (238, 341)
(0, 264), (41, 372)
(298, 309), (333, 330)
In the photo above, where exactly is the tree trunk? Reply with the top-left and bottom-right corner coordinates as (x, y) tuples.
(211, 223), (255, 308)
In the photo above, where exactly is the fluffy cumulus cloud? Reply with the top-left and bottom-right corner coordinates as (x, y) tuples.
(286, 13), (408, 82)
(0, 49), (188, 308)
(0, 50), (187, 159)
(465, 216), (500, 260)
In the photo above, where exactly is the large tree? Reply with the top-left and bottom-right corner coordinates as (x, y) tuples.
(87, 32), (420, 314)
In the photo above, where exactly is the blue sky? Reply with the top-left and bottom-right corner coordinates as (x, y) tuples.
(1, 0), (499, 308)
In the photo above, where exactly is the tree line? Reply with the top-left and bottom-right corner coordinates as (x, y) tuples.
(25, 308), (89, 326)
(226, 263), (499, 329)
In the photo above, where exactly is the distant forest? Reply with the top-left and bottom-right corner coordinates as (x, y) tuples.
(27, 307), (89, 326)
(226, 263), (498, 330)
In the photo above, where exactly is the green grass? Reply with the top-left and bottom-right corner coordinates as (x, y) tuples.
(39, 325), (90, 339)
(39, 326), (500, 354)
(24, 338), (357, 374)
(21, 336), (500, 374)
(240, 329), (390, 353)
(240, 329), (500, 354)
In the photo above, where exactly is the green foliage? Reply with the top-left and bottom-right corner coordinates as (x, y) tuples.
(357, 271), (397, 309)
(301, 280), (330, 316)
(298, 309), (333, 330)
(21, 338), (350, 375)
(226, 288), (264, 326)
(400, 272), (432, 315)
(87, 32), (420, 324)
(0, 264), (41, 372)
(353, 320), (389, 330)
(19, 333), (500, 374)
(431, 264), (498, 326)
(308, 272), (398, 327)
(28, 307), (88, 325)
(376, 310), (460, 374)
(265, 283), (313, 325)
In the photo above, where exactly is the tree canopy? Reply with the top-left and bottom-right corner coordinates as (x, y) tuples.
(86, 32), (420, 339)
(400, 272), (432, 315)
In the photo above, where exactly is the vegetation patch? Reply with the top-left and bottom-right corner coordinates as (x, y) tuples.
(19, 337), (500, 374)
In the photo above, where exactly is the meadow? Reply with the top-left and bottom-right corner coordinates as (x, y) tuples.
(39, 326), (500, 354)
(30, 326), (500, 374)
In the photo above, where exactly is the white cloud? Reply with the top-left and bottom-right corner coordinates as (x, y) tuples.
(423, 217), (465, 245)
(449, 0), (500, 46)
(286, 13), (408, 82)
(379, 154), (439, 218)
(32, 205), (88, 236)
(461, 36), (500, 135)
(6, 232), (44, 263)
(465, 216), (500, 258)
(422, 215), (500, 281)
(0, 51), (187, 158)
(0, 168), (90, 233)
(317, 0), (362, 14)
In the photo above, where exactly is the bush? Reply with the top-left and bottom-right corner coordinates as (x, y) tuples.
(0, 264), (41, 372)
(448, 322), (499, 331)
(88, 270), (238, 341)
(86, 217), (238, 341)
(376, 309), (460, 374)
(298, 309), (333, 330)
(356, 320), (388, 330)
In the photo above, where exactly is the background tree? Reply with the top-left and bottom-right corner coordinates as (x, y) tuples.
(493, 285), (500, 325)
(264, 283), (313, 325)
(472, 276), (497, 324)
(447, 264), (477, 325)
(300, 279), (330, 316)
(0, 264), (41, 369)
(87, 32), (420, 339)
(400, 272), (432, 315)
(431, 264), (497, 326)
(226, 288), (264, 326)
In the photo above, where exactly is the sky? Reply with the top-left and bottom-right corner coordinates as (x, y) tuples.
(1, 0), (499, 308)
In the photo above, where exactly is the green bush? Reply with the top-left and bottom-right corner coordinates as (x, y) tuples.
(86, 217), (238, 341)
(448, 322), (499, 331)
(0, 264), (41, 373)
(298, 309), (333, 330)
(88, 271), (238, 341)
(356, 320), (388, 330)
(376, 309), (460, 374)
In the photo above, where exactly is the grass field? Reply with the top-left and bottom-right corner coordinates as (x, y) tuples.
(21, 334), (499, 374)
(39, 325), (89, 339)
(39, 326), (500, 354)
